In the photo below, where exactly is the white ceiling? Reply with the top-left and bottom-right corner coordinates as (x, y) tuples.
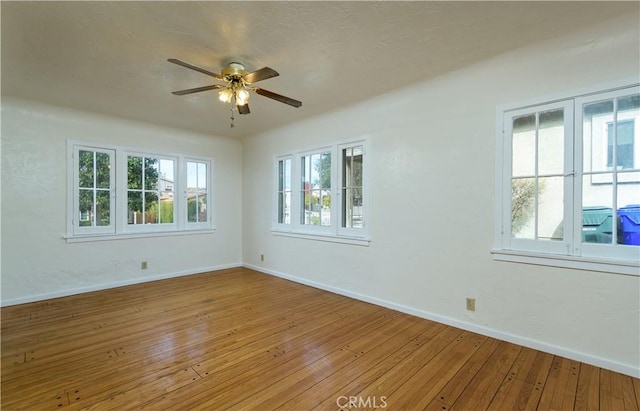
(2, 2), (636, 139)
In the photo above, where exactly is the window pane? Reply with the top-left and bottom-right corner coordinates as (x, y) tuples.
(187, 197), (197, 223)
(96, 152), (110, 189)
(608, 121), (635, 169)
(614, 95), (639, 170)
(311, 154), (321, 189)
(159, 159), (174, 193)
(197, 163), (207, 189)
(278, 160), (284, 191)
(186, 161), (207, 224)
(582, 175), (613, 244)
(301, 153), (331, 226)
(344, 188), (364, 228)
(321, 152), (331, 189)
(128, 191), (143, 225)
(198, 193), (207, 222)
(144, 158), (159, 190)
(321, 192), (331, 226)
(511, 177), (536, 239)
(159, 194), (174, 224)
(128, 156), (142, 189)
(352, 147), (363, 187)
(538, 109), (564, 175)
(187, 161), (197, 222)
(282, 191), (291, 224)
(618, 175), (640, 246)
(78, 150), (94, 188)
(145, 192), (158, 224)
(512, 114), (536, 177)
(79, 189), (93, 226)
(537, 176), (564, 240)
(583, 100), (614, 173)
(283, 159), (291, 190)
(95, 190), (111, 226)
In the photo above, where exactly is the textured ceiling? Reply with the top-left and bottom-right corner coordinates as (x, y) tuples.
(2, 1), (637, 139)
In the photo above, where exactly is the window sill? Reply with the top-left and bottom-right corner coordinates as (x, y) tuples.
(491, 249), (640, 277)
(272, 230), (370, 246)
(64, 228), (216, 243)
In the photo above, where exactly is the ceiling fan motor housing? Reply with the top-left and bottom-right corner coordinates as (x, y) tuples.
(221, 62), (248, 80)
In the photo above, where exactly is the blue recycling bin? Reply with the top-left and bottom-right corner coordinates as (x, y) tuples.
(618, 205), (640, 245)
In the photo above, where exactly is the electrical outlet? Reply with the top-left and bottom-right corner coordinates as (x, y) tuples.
(141, 261), (148, 270)
(466, 298), (476, 312)
(260, 254), (265, 262)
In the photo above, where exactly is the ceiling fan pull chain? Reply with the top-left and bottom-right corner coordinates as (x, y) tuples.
(230, 106), (235, 128)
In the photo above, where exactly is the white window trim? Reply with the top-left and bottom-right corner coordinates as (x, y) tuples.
(494, 80), (640, 277)
(66, 140), (215, 242)
(272, 137), (371, 245)
(273, 155), (293, 230)
(119, 151), (179, 234)
(183, 158), (214, 230)
(70, 145), (116, 236)
(295, 145), (337, 236)
(338, 140), (369, 239)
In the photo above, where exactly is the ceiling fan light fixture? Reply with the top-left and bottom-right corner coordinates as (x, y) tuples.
(236, 88), (250, 106)
(218, 88), (233, 103)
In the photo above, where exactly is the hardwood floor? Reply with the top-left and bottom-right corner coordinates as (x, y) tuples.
(1, 267), (639, 410)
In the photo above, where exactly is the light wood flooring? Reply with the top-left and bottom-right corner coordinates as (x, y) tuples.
(1, 267), (639, 410)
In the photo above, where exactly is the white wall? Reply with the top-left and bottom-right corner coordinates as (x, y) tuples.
(242, 14), (640, 377)
(1, 99), (243, 305)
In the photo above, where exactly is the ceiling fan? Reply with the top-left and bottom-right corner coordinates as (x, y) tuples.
(168, 58), (302, 127)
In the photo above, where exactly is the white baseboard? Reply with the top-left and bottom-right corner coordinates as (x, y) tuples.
(0, 263), (242, 307)
(244, 263), (640, 379)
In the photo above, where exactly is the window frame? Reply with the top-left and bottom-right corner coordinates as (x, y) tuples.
(184, 158), (213, 230)
(121, 151), (178, 234)
(272, 137), (370, 244)
(501, 100), (575, 256)
(338, 140), (369, 238)
(66, 140), (214, 241)
(296, 146), (336, 236)
(274, 155), (293, 229)
(494, 82), (640, 276)
(71, 145), (116, 236)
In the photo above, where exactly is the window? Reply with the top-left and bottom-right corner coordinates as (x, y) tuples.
(74, 147), (115, 235)
(68, 142), (213, 239)
(301, 150), (332, 227)
(273, 138), (369, 243)
(495, 84), (640, 273)
(276, 157), (292, 225)
(186, 160), (209, 227)
(340, 142), (365, 235)
(127, 155), (176, 228)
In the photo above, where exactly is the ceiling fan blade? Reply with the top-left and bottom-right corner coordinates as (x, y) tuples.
(171, 84), (224, 96)
(237, 104), (250, 115)
(243, 67), (279, 84)
(167, 59), (223, 79)
(254, 88), (302, 108)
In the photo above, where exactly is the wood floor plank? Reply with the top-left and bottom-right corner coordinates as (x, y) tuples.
(423, 337), (502, 411)
(385, 331), (487, 409)
(231, 314), (420, 410)
(2, 267), (638, 411)
(341, 326), (465, 407)
(447, 340), (522, 410)
(276, 316), (430, 410)
(575, 363), (601, 411)
(537, 356), (581, 411)
(310, 322), (449, 411)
